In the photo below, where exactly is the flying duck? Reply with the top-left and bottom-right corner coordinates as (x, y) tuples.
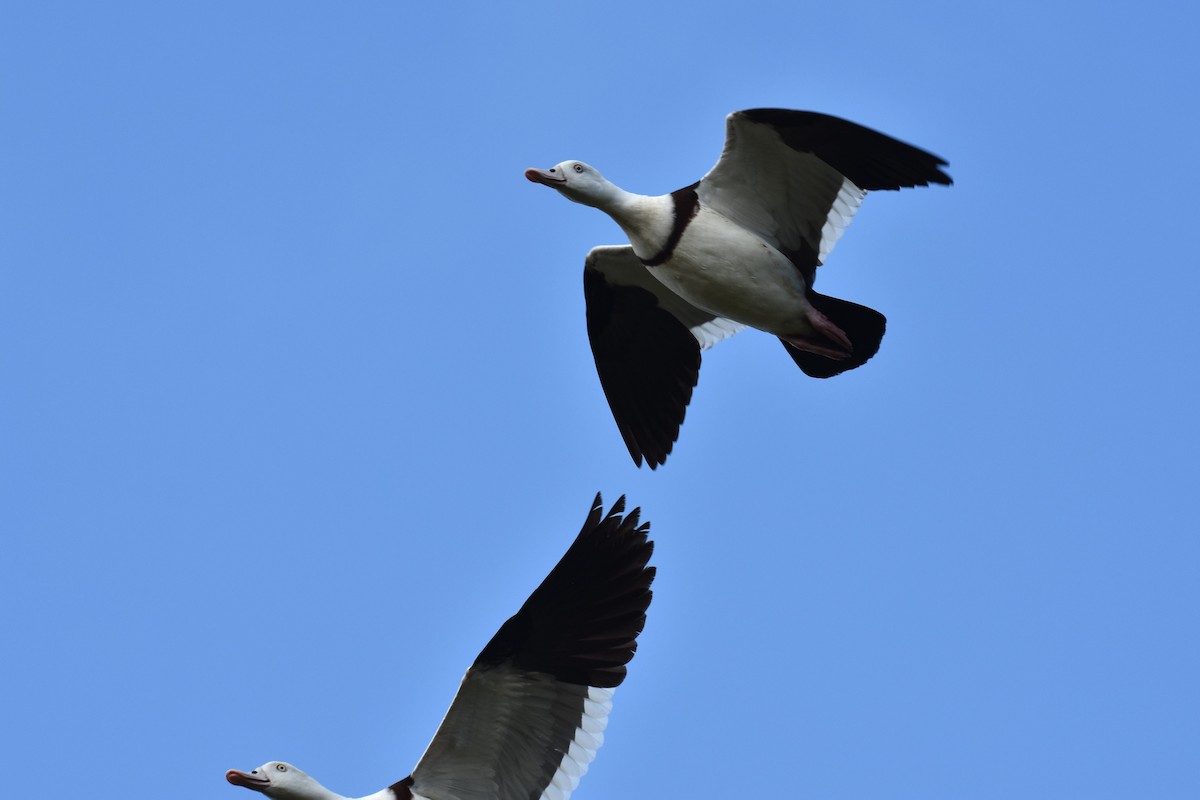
(526, 109), (952, 468)
(226, 495), (655, 800)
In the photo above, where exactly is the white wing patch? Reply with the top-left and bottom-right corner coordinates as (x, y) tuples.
(539, 686), (614, 800)
(690, 316), (746, 350)
(818, 178), (866, 264)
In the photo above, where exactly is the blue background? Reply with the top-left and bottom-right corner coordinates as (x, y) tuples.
(3, 2), (1197, 798)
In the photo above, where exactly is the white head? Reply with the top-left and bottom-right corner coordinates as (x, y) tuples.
(524, 160), (620, 208)
(226, 761), (343, 800)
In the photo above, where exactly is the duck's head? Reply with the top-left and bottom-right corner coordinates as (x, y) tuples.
(524, 160), (617, 208)
(226, 761), (339, 800)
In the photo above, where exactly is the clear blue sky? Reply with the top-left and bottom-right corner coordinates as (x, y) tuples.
(3, 2), (1198, 798)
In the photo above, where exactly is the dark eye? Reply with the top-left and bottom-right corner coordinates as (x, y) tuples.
(573, 164), (584, 173)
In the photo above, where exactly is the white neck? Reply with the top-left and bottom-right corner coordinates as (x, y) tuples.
(595, 188), (675, 261)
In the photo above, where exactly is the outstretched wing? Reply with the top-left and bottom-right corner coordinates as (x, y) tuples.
(584, 245), (744, 469)
(698, 109), (952, 280)
(405, 495), (655, 800)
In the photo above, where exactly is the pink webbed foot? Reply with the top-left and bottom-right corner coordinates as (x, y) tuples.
(781, 307), (854, 359)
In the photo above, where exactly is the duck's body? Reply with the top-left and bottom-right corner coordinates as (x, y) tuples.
(527, 108), (952, 468)
(650, 202), (821, 335)
(227, 495), (655, 800)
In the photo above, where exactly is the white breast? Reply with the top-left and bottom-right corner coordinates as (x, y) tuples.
(649, 206), (811, 332)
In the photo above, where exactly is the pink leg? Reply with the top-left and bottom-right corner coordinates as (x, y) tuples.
(781, 307), (853, 359)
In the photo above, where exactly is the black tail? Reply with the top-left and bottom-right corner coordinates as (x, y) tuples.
(781, 292), (886, 378)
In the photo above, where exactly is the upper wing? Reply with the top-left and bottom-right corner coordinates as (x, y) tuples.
(585, 245), (745, 469)
(408, 496), (655, 800)
(698, 109), (952, 277)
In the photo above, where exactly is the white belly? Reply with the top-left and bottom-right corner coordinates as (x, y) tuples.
(647, 207), (812, 333)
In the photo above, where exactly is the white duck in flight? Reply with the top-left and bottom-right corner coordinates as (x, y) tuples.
(526, 109), (952, 468)
(226, 495), (655, 800)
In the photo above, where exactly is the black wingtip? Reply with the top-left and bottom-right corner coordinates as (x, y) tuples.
(626, 439), (666, 470)
(587, 494), (642, 531)
(737, 108), (953, 191)
(629, 448), (645, 469)
(474, 494), (655, 687)
(926, 156), (954, 187)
